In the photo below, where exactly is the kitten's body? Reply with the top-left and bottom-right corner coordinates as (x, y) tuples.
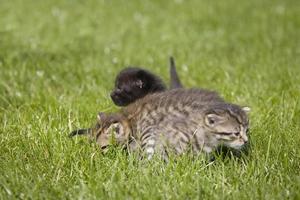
(121, 89), (248, 160)
(71, 89), (249, 160)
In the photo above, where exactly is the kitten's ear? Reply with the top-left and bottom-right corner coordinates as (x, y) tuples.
(97, 112), (107, 121)
(242, 106), (251, 114)
(205, 114), (226, 127)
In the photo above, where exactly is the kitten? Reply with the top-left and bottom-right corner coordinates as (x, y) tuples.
(110, 57), (182, 106)
(110, 67), (166, 106)
(70, 58), (183, 147)
(69, 112), (131, 152)
(122, 89), (250, 160)
(71, 89), (250, 161)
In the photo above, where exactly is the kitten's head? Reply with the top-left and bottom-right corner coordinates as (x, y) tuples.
(93, 112), (130, 151)
(110, 67), (166, 106)
(204, 104), (250, 150)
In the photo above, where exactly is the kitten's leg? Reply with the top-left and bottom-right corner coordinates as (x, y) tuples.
(139, 126), (157, 160)
(144, 136), (158, 160)
(140, 127), (169, 161)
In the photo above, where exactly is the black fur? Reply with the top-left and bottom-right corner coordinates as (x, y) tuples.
(111, 57), (183, 106)
(110, 67), (166, 106)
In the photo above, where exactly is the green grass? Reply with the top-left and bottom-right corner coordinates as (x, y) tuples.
(1, 0), (300, 199)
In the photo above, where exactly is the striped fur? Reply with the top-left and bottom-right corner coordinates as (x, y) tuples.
(72, 88), (250, 160)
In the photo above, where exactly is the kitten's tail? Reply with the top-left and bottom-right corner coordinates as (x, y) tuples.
(69, 128), (92, 137)
(169, 56), (183, 89)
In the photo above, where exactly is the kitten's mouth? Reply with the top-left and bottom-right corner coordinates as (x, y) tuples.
(111, 96), (126, 106)
(111, 93), (132, 106)
(100, 145), (111, 153)
(101, 145), (109, 150)
(228, 143), (249, 152)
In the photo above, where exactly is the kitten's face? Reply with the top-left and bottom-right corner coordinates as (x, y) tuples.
(111, 77), (146, 106)
(204, 105), (250, 150)
(111, 68), (166, 106)
(93, 113), (130, 151)
(96, 122), (128, 150)
(111, 69), (148, 106)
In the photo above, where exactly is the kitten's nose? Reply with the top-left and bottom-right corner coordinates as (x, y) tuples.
(111, 89), (120, 98)
(241, 135), (248, 144)
(112, 89), (122, 95)
(110, 91), (116, 97)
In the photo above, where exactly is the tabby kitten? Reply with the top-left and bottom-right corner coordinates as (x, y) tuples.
(123, 89), (249, 160)
(69, 112), (131, 152)
(110, 67), (166, 106)
(71, 89), (250, 160)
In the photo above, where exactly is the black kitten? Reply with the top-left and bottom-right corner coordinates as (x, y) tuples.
(110, 57), (183, 106)
(110, 67), (166, 106)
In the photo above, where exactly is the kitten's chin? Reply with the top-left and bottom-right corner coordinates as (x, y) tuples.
(111, 95), (129, 106)
(100, 145), (109, 153)
(225, 142), (246, 151)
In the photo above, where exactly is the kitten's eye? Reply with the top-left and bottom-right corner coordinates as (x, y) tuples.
(135, 80), (143, 88)
(114, 126), (120, 134)
(233, 132), (240, 136)
(208, 118), (215, 125)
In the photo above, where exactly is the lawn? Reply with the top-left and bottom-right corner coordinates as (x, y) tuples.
(0, 0), (300, 199)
